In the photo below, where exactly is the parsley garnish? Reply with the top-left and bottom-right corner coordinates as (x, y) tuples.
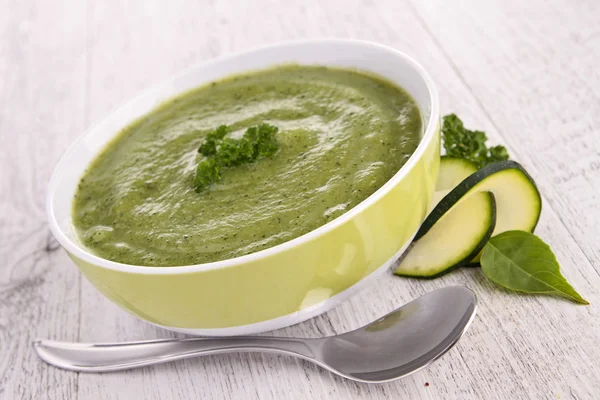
(442, 114), (509, 168)
(198, 124), (230, 156)
(194, 123), (279, 192)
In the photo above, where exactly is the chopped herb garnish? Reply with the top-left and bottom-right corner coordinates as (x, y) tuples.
(198, 124), (230, 156)
(442, 114), (509, 168)
(194, 123), (279, 192)
(256, 123), (279, 157)
(215, 137), (242, 167)
(194, 157), (220, 193)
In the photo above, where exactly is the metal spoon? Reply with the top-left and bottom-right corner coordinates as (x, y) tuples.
(34, 286), (476, 383)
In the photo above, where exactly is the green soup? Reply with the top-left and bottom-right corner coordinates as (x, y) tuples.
(73, 66), (423, 266)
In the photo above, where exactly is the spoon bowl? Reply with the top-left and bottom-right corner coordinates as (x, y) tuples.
(34, 286), (476, 383)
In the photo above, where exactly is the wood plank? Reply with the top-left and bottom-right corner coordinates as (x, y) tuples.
(0, 0), (86, 399)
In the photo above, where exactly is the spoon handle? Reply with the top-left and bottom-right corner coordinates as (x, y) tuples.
(34, 337), (315, 372)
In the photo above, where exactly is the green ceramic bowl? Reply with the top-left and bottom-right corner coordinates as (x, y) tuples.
(47, 39), (440, 336)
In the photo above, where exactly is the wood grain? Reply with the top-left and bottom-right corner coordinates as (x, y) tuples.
(1, 0), (599, 399)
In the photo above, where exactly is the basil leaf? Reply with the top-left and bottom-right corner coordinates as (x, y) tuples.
(481, 231), (588, 304)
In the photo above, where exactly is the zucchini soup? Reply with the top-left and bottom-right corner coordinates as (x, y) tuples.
(72, 66), (422, 266)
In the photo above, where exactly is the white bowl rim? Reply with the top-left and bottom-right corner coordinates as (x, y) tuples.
(46, 38), (440, 275)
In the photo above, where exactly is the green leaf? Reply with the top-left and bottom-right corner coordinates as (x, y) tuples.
(481, 231), (588, 304)
(194, 158), (220, 193)
(238, 135), (256, 162)
(198, 125), (231, 156)
(215, 137), (241, 167)
(194, 123), (279, 192)
(487, 145), (509, 164)
(198, 137), (218, 156)
(442, 114), (509, 168)
(256, 123), (279, 157)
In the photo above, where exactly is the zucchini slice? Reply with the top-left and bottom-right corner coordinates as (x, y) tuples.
(416, 160), (541, 242)
(394, 160), (541, 278)
(436, 156), (479, 190)
(430, 157), (478, 209)
(395, 192), (496, 278)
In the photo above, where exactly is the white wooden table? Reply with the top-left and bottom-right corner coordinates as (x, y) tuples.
(2, 0), (600, 398)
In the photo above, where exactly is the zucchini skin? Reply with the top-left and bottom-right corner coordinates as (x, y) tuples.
(415, 160), (541, 241)
(395, 192), (497, 279)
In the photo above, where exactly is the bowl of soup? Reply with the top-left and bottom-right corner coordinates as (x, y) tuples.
(47, 39), (440, 336)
